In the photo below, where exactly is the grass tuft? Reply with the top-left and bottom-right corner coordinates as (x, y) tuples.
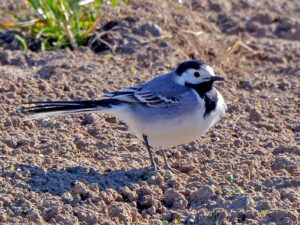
(0, 0), (130, 50)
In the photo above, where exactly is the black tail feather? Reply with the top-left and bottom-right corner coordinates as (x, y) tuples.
(21, 99), (121, 120)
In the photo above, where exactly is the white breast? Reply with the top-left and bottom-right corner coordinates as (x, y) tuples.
(138, 89), (226, 147)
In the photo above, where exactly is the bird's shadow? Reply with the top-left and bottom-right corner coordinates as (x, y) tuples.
(17, 164), (150, 195)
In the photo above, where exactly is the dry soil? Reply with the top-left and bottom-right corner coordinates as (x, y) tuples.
(0, 0), (299, 224)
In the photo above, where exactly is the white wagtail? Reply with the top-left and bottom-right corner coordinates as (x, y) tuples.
(22, 60), (226, 173)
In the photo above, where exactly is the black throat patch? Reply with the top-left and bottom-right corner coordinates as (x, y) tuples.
(185, 81), (218, 117)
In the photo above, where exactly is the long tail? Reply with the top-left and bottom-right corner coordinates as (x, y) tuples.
(21, 99), (121, 121)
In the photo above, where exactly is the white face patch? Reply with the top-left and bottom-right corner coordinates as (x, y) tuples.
(205, 65), (215, 76)
(174, 66), (216, 86)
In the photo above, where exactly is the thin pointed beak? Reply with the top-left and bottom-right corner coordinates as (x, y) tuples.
(210, 76), (225, 81)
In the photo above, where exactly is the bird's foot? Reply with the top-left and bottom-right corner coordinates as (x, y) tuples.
(146, 164), (163, 178)
(160, 149), (181, 174)
(164, 163), (181, 174)
(147, 163), (181, 178)
(151, 163), (162, 174)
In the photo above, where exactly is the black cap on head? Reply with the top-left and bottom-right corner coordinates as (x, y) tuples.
(175, 60), (207, 75)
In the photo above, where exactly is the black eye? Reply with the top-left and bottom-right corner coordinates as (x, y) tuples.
(194, 72), (200, 77)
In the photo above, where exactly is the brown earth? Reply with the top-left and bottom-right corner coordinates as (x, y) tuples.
(0, 0), (299, 224)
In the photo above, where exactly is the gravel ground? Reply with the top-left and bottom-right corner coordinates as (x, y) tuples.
(0, 0), (299, 224)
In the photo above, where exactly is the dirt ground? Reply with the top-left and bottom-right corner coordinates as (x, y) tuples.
(0, 0), (299, 224)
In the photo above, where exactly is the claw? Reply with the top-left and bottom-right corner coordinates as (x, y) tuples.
(153, 164), (161, 172)
(164, 163), (181, 174)
(145, 163), (163, 179)
(150, 162), (161, 173)
(161, 149), (181, 174)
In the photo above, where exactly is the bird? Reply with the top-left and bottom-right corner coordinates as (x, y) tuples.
(21, 60), (227, 173)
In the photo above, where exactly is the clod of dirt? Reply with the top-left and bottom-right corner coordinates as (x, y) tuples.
(233, 138), (244, 148)
(55, 214), (79, 225)
(26, 209), (43, 223)
(74, 139), (90, 151)
(256, 200), (270, 210)
(164, 189), (188, 209)
(273, 145), (300, 156)
(189, 185), (214, 206)
(280, 188), (300, 203)
(0, 50), (10, 65)
(107, 202), (137, 224)
(271, 156), (299, 175)
(249, 108), (262, 122)
(99, 189), (121, 204)
(119, 186), (138, 202)
(267, 210), (298, 224)
(37, 66), (57, 79)
(132, 22), (161, 37)
(274, 18), (300, 40)
(74, 207), (98, 224)
(294, 124), (300, 132)
(278, 81), (290, 91)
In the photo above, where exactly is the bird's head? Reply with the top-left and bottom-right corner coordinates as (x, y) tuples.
(174, 60), (224, 90)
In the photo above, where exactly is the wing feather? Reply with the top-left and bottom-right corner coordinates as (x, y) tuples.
(104, 87), (180, 107)
(103, 73), (187, 107)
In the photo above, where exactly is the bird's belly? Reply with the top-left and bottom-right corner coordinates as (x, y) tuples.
(150, 117), (218, 147)
(133, 109), (221, 148)
(111, 101), (224, 148)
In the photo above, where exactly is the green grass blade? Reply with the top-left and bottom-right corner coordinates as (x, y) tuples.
(70, 0), (80, 32)
(15, 35), (28, 51)
(27, 0), (40, 12)
(111, 0), (118, 6)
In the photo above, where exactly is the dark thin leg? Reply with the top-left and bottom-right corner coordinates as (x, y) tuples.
(161, 149), (181, 174)
(143, 135), (159, 172)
